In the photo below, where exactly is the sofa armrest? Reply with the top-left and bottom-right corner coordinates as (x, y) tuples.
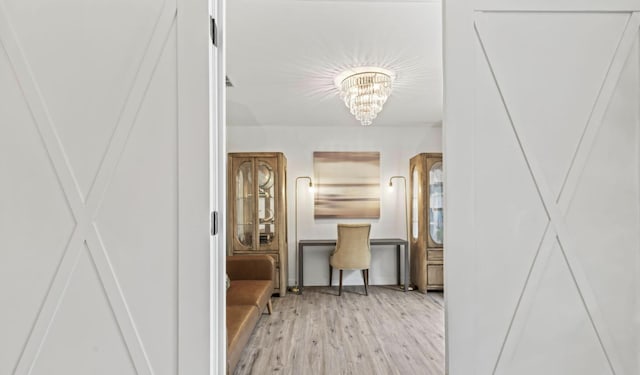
(227, 255), (275, 281)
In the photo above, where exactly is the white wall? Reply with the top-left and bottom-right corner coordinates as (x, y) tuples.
(228, 125), (442, 286)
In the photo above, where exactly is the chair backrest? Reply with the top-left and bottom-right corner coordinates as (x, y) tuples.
(331, 223), (371, 270)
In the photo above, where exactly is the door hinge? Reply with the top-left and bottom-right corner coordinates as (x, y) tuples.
(211, 211), (219, 236)
(210, 17), (217, 47)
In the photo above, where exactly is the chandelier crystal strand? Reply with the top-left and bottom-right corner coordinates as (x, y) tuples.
(338, 70), (393, 126)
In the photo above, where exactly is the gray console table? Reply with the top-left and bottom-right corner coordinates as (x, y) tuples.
(297, 238), (409, 293)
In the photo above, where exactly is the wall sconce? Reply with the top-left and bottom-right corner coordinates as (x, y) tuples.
(388, 175), (411, 290)
(289, 176), (313, 294)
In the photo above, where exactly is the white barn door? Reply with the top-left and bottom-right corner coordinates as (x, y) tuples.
(0, 0), (214, 374)
(445, 1), (640, 374)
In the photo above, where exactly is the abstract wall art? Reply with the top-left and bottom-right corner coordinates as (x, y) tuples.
(313, 151), (380, 219)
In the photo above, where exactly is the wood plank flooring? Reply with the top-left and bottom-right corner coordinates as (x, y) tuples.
(233, 286), (445, 375)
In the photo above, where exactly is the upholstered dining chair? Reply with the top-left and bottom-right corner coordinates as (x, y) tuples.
(329, 223), (371, 296)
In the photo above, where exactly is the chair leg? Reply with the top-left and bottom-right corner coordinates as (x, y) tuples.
(339, 270), (343, 296)
(362, 269), (369, 296)
(329, 265), (333, 287)
(267, 299), (273, 315)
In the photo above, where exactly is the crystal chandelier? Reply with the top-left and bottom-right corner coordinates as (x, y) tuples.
(335, 67), (395, 126)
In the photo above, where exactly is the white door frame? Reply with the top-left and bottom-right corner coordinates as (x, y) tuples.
(177, 0), (217, 373)
(209, 0), (227, 373)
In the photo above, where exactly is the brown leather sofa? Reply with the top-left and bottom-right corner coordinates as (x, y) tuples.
(226, 255), (275, 374)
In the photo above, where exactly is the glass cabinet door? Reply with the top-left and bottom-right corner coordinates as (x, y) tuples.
(428, 161), (443, 245)
(411, 167), (419, 240)
(228, 152), (288, 295)
(235, 160), (254, 247)
(257, 159), (276, 248)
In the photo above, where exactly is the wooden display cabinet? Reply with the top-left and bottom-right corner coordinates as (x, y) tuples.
(227, 152), (288, 296)
(409, 153), (444, 292)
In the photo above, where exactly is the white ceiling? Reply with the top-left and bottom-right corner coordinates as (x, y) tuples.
(226, 0), (443, 128)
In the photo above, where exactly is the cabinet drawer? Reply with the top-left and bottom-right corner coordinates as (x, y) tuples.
(274, 267), (280, 290)
(427, 265), (444, 287)
(427, 250), (443, 262)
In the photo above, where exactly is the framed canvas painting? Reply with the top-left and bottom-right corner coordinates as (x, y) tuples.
(313, 151), (380, 219)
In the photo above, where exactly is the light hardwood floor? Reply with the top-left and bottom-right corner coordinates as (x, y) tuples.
(233, 286), (445, 375)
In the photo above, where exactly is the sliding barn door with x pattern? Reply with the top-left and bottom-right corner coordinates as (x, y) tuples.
(0, 0), (211, 374)
(471, 8), (639, 375)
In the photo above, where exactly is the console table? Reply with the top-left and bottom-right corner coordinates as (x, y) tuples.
(297, 238), (409, 293)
